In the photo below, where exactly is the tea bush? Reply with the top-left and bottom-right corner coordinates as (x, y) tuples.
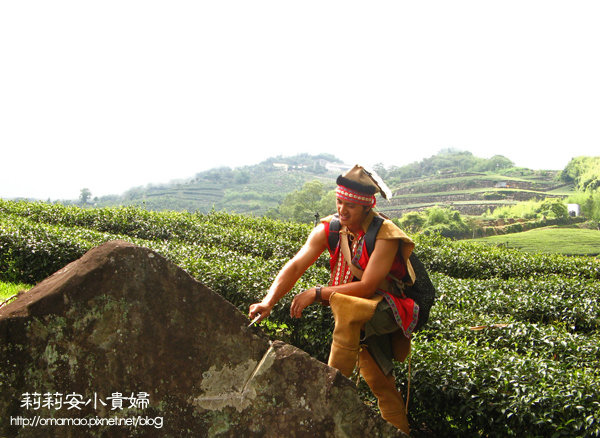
(0, 199), (308, 261)
(431, 274), (600, 333)
(415, 233), (600, 280)
(405, 337), (600, 437)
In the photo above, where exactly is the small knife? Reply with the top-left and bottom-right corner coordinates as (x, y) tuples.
(247, 313), (262, 328)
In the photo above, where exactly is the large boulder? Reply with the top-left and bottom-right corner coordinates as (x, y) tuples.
(0, 240), (403, 437)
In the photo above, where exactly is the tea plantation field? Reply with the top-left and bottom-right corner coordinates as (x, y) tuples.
(1, 200), (599, 437)
(474, 226), (600, 256)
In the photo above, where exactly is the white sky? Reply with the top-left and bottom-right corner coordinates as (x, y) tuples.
(1, 1), (599, 200)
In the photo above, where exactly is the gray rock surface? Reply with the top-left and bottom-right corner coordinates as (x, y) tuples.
(0, 240), (403, 437)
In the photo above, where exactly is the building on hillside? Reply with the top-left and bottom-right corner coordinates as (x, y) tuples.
(567, 204), (580, 217)
(325, 162), (350, 173)
(273, 163), (289, 171)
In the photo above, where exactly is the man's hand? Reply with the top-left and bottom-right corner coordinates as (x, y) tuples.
(248, 223), (327, 324)
(248, 302), (272, 323)
(290, 288), (316, 319)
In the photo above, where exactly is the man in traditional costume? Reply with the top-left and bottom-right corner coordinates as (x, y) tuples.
(249, 165), (418, 435)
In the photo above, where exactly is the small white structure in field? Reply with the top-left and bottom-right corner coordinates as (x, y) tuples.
(567, 204), (580, 217)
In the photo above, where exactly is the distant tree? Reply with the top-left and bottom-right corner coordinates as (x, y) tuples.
(205, 167), (233, 183)
(373, 163), (388, 179)
(579, 191), (600, 222)
(423, 206), (470, 238)
(316, 190), (337, 217)
(539, 199), (569, 219)
(279, 180), (324, 223)
(79, 188), (92, 204)
(122, 187), (144, 201)
(484, 155), (514, 171)
(398, 212), (426, 234)
(234, 170), (251, 184)
(560, 156), (600, 191)
(579, 161), (600, 191)
(387, 149), (516, 181)
(398, 206), (470, 239)
(276, 180), (336, 223)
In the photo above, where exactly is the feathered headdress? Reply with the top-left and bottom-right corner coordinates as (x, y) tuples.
(335, 164), (392, 207)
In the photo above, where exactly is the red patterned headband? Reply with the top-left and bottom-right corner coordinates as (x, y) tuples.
(335, 185), (376, 207)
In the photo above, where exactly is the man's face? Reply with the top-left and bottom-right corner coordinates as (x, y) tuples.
(336, 198), (368, 230)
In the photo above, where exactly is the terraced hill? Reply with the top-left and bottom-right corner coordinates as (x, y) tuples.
(96, 154), (341, 214)
(89, 151), (579, 219)
(378, 170), (575, 217)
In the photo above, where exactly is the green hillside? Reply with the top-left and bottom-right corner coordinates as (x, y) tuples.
(94, 154), (342, 215)
(89, 150), (570, 219)
(52, 151), (599, 247)
(379, 169), (573, 217)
